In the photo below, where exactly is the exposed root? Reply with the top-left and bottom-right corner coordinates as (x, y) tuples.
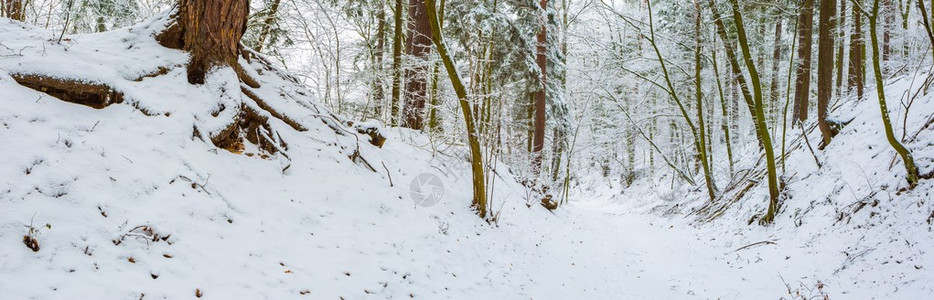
(350, 121), (386, 148)
(240, 87), (306, 131)
(210, 103), (288, 156)
(541, 194), (558, 211)
(22, 235), (39, 252)
(12, 74), (124, 109)
(233, 62), (260, 89)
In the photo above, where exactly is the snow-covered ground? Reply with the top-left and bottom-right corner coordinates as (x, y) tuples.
(2, 16), (933, 299)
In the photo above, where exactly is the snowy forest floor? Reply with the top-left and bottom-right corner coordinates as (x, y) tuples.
(1, 16), (933, 299)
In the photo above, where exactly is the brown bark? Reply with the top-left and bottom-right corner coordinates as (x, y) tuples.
(835, 0), (846, 93)
(817, 0), (838, 145)
(532, 0), (548, 173)
(157, 0), (250, 85)
(848, 0), (864, 100)
(373, 1), (387, 117)
(402, 0), (432, 130)
(793, 0), (814, 123)
(768, 17), (783, 122)
(4, 0), (24, 21)
(11, 74), (124, 109)
(390, 0), (403, 126)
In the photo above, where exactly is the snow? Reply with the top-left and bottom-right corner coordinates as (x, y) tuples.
(2, 13), (934, 299)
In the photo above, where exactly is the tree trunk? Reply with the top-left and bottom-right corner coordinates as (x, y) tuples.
(793, 0), (814, 123)
(728, 0), (782, 224)
(373, 0), (387, 119)
(532, 0), (548, 173)
(255, 0), (281, 53)
(848, 0), (865, 100)
(835, 0), (846, 94)
(427, 0), (444, 133)
(867, 0), (920, 187)
(3, 0), (24, 21)
(390, 0), (404, 126)
(695, 0), (715, 201)
(708, 0), (760, 148)
(154, 0), (299, 155)
(424, 0), (487, 218)
(403, 0), (432, 130)
(157, 0), (250, 85)
(647, 0), (713, 198)
(917, 0), (934, 63)
(817, 0), (838, 146)
(768, 17), (783, 127)
(712, 40), (735, 175)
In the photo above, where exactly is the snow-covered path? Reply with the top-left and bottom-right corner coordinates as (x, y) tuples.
(507, 193), (934, 299)
(512, 201), (754, 299)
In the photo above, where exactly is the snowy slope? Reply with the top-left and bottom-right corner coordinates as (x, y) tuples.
(587, 66), (934, 297)
(2, 15), (934, 299)
(0, 16), (541, 299)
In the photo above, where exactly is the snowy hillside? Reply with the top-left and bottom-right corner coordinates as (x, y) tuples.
(2, 10), (934, 300)
(577, 68), (934, 297)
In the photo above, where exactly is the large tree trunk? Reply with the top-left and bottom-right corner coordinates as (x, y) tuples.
(848, 0), (865, 100)
(793, 0), (814, 124)
(3, 0), (24, 21)
(154, 0), (305, 155)
(531, 0), (548, 173)
(157, 0), (250, 85)
(817, 0), (839, 146)
(403, 0), (432, 130)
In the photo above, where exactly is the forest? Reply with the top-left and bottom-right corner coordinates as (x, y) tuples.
(1, 0), (933, 298)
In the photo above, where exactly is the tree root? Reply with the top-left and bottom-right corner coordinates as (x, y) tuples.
(210, 102), (288, 156)
(11, 74), (124, 109)
(240, 87), (306, 131)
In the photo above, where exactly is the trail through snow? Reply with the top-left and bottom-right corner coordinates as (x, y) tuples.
(515, 202), (775, 299)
